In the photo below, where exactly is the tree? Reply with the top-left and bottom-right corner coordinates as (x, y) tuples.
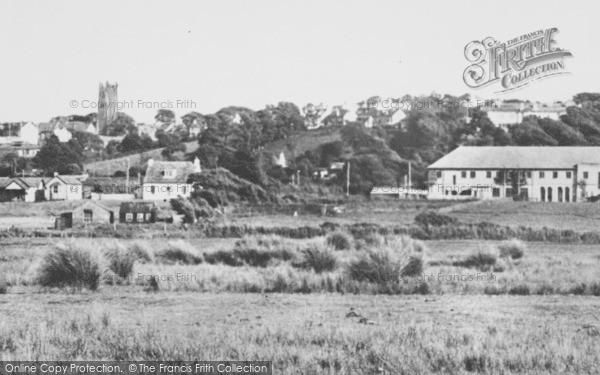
(155, 109), (176, 125)
(119, 133), (144, 154)
(104, 112), (135, 136)
(33, 135), (83, 175)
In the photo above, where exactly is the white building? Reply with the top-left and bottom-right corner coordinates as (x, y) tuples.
(20, 122), (39, 145)
(142, 158), (201, 201)
(427, 146), (600, 202)
(44, 174), (86, 200)
(274, 151), (287, 168)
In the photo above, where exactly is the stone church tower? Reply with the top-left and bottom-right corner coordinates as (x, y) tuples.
(98, 81), (118, 134)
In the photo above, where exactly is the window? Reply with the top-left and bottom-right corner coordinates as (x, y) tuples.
(436, 171), (442, 178)
(470, 171), (476, 178)
(492, 188), (500, 197)
(584, 172), (589, 179)
(566, 171), (572, 179)
(461, 171), (466, 178)
(84, 209), (92, 223)
(164, 169), (175, 178)
(539, 171), (545, 178)
(486, 171), (492, 178)
(182, 186), (187, 194)
(150, 186), (155, 194)
(553, 171), (558, 179)
(506, 188), (513, 197)
(145, 213), (152, 222)
(125, 213), (133, 223)
(526, 171), (532, 178)
(137, 213), (144, 222)
(53, 185), (59, 193)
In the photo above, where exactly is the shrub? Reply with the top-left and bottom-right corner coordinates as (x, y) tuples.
(347, 246), (423, 285)
(455, 248), (497, 271)
(38, 243), (103, 290)
(233, 235), (297, 267)
(157, 241), (203, 265)
(294, 246), (337, 273)
(128, 243), (153, 264)
(497, 239), (526, 260)
(326, 232), (352, 251)
(0, 279), (7, 294)
(105, 245), (136, 280)
(415, 211), (457, 227)
(483, 285), (505, 295)
(204, 250), (243, 267)
(508, 284), (531, 295)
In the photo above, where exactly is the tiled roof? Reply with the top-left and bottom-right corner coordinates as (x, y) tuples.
(119, 201), (157, 213)
(428, 146), (600, 170)
(144, 161), (196, 184)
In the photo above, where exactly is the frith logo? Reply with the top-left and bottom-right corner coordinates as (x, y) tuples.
(463, 28), (573, 93)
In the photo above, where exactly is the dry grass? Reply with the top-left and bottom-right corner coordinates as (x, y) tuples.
(0, 292), (599, 374)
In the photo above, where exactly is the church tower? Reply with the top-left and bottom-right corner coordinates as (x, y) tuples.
(98, 81), (118, 134)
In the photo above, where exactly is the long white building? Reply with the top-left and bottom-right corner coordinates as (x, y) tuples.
(427, 146), (600, 202)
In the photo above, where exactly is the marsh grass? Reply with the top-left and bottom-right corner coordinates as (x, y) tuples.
(38, 242), (103, 290)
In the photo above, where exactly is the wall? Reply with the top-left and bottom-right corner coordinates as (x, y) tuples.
(142, 183), (193, 201)
(91, 193), (135, 201)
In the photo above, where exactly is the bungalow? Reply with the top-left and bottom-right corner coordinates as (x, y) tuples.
(142, 158), (201, 201)
(428, 146), (600, 202)
(119, 201), (157, 223)
(44, 173), (86, 201)
(2, 177), (48, 202)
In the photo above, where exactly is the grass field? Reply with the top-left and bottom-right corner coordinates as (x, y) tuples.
(442, 200), (600, 232)
(1, 291), (599, 373)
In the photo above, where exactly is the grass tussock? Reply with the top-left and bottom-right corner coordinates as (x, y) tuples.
(347, 237), (424, 284)
(38, 243), (103, 290)
(497, 239), (526, 260)
(294, 246), (338, 273)
(105, 245), (136, 280)
(232, 235), (297, 267)
(454, 248), (498, 271)
(157, 240), (203, 265)
(127, 242), (153, 264)
(326, 231), (353, 250)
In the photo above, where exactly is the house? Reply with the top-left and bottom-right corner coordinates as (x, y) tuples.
(119, 201), (157, 223)
(44, 173), (86, 200)
(15, 144), (41, 158)
(2, 177), (48, 202)
(427, 146), (600, 202)
(19, 122), (39, 145)
(142, 158), (201, 201)
(53, 201), (115, 229)
(485, 101), (567, 128)
(274, 152), (287, 168)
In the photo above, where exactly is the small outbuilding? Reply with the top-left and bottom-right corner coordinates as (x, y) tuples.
(53, 201), (115, 229)
(119, 202), (157, 223)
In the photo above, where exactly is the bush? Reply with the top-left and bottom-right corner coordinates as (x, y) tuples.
(204, 250), (243, 267)
(497, 239), (526, 259)
(38, 243), (103, 290)
(347, 246), (423, 285)
(105, 245), (136, 279)
(455, 248), (497, 271)
(233, 235), (297, 267)
(294, 246), (337, 273)
(157, 241), (203, 265)
(127, 243), (153, 264)
(415, 211), (457, 227)
(326, 232), (352, 251)
(0, 279), (7, 294)
(508, 284), (531, 295)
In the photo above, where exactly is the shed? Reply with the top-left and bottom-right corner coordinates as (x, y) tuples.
(53, 201), (114, 229)
(119, 202), (157, 223)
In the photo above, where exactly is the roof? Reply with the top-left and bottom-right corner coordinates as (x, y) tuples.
(119, 201), (157, 213)
(144, 161), (197, 183)
(428, 146), (600, 170)
(0, 177), (10, 189)
(72, 201), (114, 213)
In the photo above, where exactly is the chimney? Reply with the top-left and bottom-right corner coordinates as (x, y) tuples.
(193, 157), (201, 173)
(53, 172), (59, 177)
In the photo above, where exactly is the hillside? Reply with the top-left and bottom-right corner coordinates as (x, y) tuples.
(261, 128), (341, 162)
(83, 141), (199, 176)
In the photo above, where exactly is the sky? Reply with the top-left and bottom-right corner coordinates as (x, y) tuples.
(0, 0), (598, 123)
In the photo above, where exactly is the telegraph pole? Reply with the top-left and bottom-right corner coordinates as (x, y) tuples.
(346, 162), (350, 195)
(126, 158), (130, 194)
(408, 161), (412, 188)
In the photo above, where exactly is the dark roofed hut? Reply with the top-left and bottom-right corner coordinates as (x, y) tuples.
(119, 202), (157, 223)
